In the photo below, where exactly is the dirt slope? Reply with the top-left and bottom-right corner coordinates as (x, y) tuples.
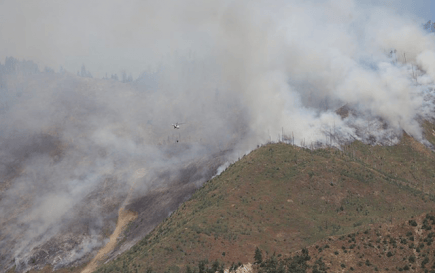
(92, 134), (435, 273)
(81, 208), (137, 273)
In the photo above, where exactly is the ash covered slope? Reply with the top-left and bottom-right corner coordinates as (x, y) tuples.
(0, 66), (244, 272)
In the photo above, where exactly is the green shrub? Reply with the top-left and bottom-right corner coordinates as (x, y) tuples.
(409, 220), (418, 227)
(422, 257), (430, 268)
(409, 255), (416, 263)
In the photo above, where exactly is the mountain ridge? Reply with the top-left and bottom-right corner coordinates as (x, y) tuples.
(72, 124), (435, 273)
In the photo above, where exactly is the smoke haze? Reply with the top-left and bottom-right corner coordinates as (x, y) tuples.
(1, 0), (435, 271)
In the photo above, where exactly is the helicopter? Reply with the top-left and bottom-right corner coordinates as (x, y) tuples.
(172, 122), (185, 129)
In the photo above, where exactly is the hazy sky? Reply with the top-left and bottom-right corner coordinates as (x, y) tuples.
(0, 0), (434, 79)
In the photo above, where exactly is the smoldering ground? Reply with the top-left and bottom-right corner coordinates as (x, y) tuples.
(0, 58), (244, 272)
(1, 0), (435, 272)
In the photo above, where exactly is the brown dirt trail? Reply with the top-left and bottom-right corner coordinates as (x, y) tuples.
(81, 207), (137, 273)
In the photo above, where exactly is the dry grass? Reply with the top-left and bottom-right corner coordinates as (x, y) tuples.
(90, 132), (435, 273)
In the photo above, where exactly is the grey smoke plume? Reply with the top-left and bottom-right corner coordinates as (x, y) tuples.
(1, 0), (435, 272)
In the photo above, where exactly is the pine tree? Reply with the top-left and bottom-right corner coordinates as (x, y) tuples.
(254, 247), (263, 264)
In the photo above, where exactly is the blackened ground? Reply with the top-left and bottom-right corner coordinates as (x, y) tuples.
(109, 150), (229, 261)
(12, 176), (128, 272)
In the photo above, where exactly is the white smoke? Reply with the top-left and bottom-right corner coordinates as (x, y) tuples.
(1, 0), (435, 272)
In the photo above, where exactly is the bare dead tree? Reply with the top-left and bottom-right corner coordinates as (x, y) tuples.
(292, 132), (294, 146)
(412, 64), (418, 84)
